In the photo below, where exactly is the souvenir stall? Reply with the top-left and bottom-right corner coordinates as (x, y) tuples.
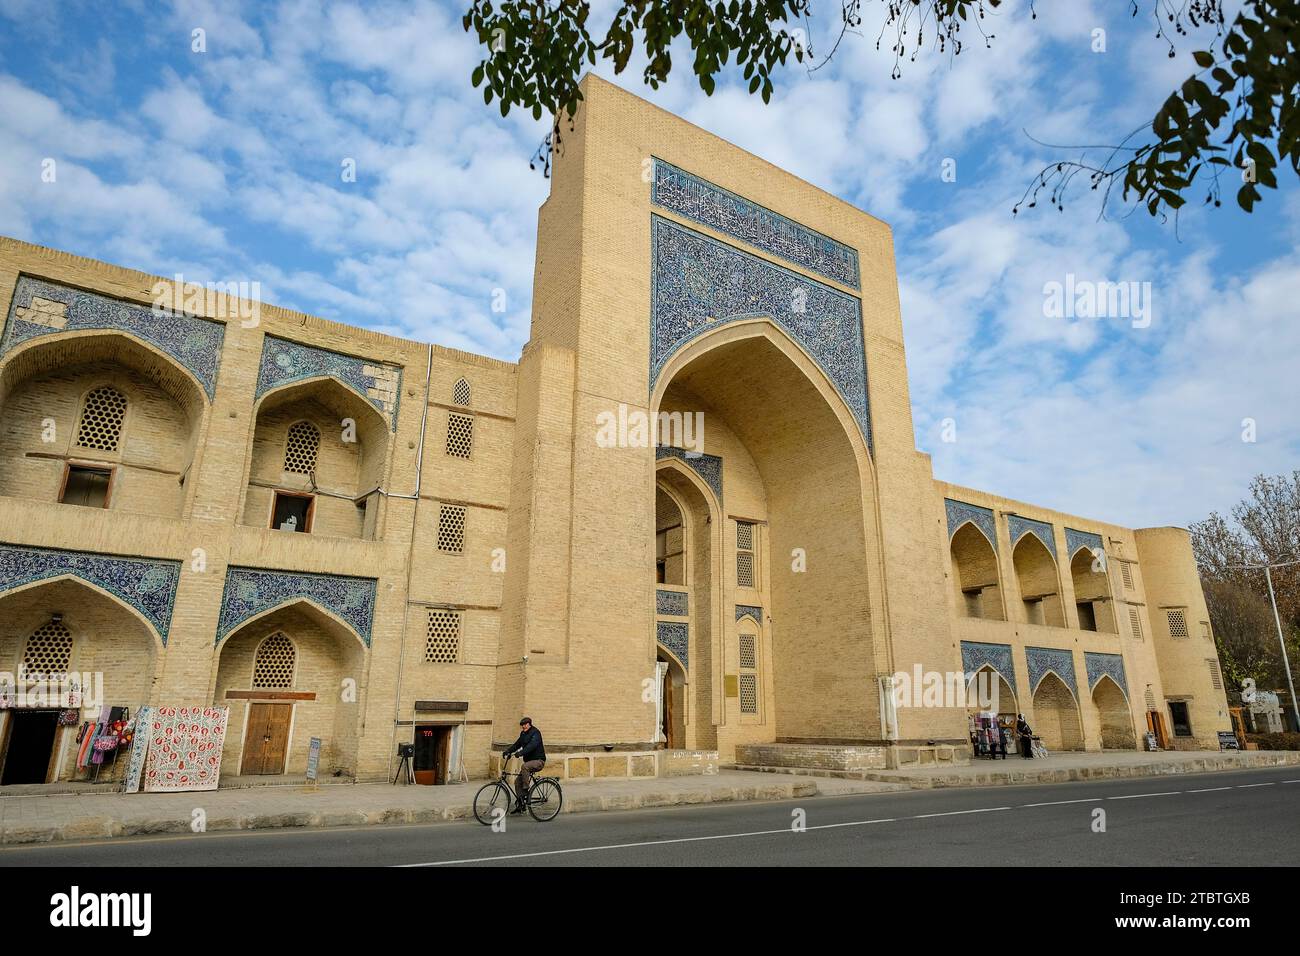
(968, 710), (1009, 759)
(72, 706), (139, 784)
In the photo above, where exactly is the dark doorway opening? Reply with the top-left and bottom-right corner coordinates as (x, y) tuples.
(1, 709), (60, 785)
(1168, 700), (1193, 738)
(271, 492), (314, 533)
(413, 724), (453, 785)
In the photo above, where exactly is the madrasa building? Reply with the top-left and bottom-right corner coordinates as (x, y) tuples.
(0, 76), (1231, 788)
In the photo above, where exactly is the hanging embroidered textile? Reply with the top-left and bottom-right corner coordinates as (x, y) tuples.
(142, 705), (229, 793)
(123, 705), (151, 794)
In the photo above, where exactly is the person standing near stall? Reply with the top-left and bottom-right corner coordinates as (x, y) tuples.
(1016, 713), (1034, 758)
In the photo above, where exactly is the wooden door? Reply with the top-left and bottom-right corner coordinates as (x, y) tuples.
(241, 703), (291, 775)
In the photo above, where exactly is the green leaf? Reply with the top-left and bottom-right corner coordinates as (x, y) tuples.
(1192, 50), (1214, 68)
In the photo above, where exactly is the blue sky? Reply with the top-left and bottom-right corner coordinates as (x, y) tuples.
(1, 0), (1296, 529)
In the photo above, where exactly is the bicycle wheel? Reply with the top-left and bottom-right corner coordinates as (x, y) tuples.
(527, 778), (563, 822)
(473, 781), (514, 825)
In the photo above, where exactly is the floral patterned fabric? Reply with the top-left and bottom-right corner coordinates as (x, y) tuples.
(141, 706), (229, 793)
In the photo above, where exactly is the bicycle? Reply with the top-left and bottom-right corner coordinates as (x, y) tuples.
(473, 757), (563, 824)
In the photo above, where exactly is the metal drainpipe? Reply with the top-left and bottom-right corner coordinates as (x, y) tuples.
(387, 343), (433, 779)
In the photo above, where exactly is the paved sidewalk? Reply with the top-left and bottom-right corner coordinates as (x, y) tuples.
(0, 771), (828, 846)
(738, 748), (1300, 789)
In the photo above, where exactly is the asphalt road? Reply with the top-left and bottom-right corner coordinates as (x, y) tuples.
(3, 766), (1297, 866)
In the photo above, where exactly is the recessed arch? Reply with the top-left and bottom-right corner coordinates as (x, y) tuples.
(0, 574), (167, 647)
(1031, 671), (1084, 751)
(966, 663), (1018, 718)
(1070, 547), (1116, 633)
(1012, 533), (1065, 627)
(950, 521), (1004, 620)
(1091, 674), (1137, 749)
(215, 596), (370, 653)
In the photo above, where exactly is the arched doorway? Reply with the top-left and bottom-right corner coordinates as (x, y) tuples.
(1013, 534), (1065, 627)
(1092, 676), (1136, 749)
(1070, 549), (1116, 633)
(967, 664), (1017, 722)
(951, 523), (1004, 620)
(1032, 672), (1084, 751)
(0, 577), (159, 785)
(652, 321), (879, 755)
(213, 600), (365, 778)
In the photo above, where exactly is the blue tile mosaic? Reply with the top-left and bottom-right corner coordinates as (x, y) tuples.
(656, 589), (688, 616)
(650, 216), (871, 450)
(651, 159), (860, 289)
(1084, 651), (1128, 696)
(657, 621), (689, 669)
(0, 543), (180, 644)
(217, 566), (378, 647)
(1026, 646), (1077, 698)
(256, 336), (403, 432)
(1008, 515), (1057, 559)
(945, 499), (997, 551)
(1065, 528), (1104, 560)
(960, 641), (1017, 694)
(735, 605), (763, 624)
(2, 276), (225, 399)
(656, 446), (724, 502)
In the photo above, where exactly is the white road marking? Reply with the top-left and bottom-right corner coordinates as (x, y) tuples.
(913, 807), (1011, 818)
(1106, 791), (1182, 800)
(1283, 780), (1300, 784)
(1186, 787), (1232, 793)
(1021, 797), (1104, 807)
(1236, 782), (1275, 788)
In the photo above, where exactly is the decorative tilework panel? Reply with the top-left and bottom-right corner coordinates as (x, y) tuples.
(945, 499), (997, 551)
(0, 544), (180, 644)
(735, 604), (763, 623)
(1008, 515), (1057, 559)
(1066, 528), (1104, 559)
(1084, 652), (1128, 696)
(656, 589), (688, 617)
(651, 159), (860, 289)
(256, 336), (403, 432)
(650, 216), (871, 450)
(1026, 646), (1077, 698)
(2, 276), (225, 399)
(960, 641), (1017, 694)
(656, 445), (724, 502)
(657, 621), (689, 669)
(217, 567), (377, 647)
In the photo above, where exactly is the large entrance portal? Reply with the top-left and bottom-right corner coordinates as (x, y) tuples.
(652, 322), (879, 760)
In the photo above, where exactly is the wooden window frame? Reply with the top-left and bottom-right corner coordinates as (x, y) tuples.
(58, 460), (116, 509)
(269, 490), (316, 533)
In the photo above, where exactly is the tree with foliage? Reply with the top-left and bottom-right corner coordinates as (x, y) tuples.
(462, 0), (1298, 217)
(1190, 471), (1300, 695)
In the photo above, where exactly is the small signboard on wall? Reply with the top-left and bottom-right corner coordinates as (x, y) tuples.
(306, 737), (322, 781)
(1217, 730), (1240, 751)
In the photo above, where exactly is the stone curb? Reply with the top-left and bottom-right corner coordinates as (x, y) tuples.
(0, 779), (818, 846)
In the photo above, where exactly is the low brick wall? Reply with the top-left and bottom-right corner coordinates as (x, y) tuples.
(487, 749), (718, 781)
(734, 743), (890, 772)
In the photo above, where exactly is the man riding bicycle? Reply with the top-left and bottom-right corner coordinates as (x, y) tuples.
(501, 717), (546, 813)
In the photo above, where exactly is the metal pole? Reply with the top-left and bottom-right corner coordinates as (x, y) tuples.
(1264, 566), (1300, 731)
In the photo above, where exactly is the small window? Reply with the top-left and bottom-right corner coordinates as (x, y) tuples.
(1168, 700), (1193, 737)
(437, 504), (466, 553)
(75, 385), (127, 452)
(271, 491), (314, 532)
(739, 674), (758, 714)
(22, 620), (73, 677)
(61, 464), (112, 508)
(253, 633), (296, 688)
(284, 421), (320, 475)
(1201, 621), (1212, 641)
(1076, 602), (1097, 632)
(738, 632), (759, 715)
(425, 610), (462, 663)
(452, 377), (471, 407)
(1128, 606), (1143, 641)
(1024, 597), (1045, 626)
(1120, 561), (1135, 591)
(963, 589), (983, 619)
(1167, 608), (1189, 639)
(1206, 659), (1223, 690)
(736, 521), (756, 589)
(446, 413), (474, 459)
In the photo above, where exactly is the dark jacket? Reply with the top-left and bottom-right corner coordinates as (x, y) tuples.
(505, 726), (545, 763)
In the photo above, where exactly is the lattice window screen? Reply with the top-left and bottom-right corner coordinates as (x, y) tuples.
(739, 634), (757, 670)
(1128, 606), (1143, 641)
(284, 421), (320, 474)
(737, 522), (753, 551)
(76, 386), (127, 452)
(253, 633), (296, 688)
(446, 413), (474, 459)
(1206, 658), (1223, 690)
(425, 610), (462, 663)
(1167, 609), (1189, 639)
(736, 552), (754, 589)
(739, 674), (758, 715)
(22, 621), (73, 676)
(1120, 561), (1135, 591)
(438, 504), (466, 553)
(452, 378), (471, 406)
